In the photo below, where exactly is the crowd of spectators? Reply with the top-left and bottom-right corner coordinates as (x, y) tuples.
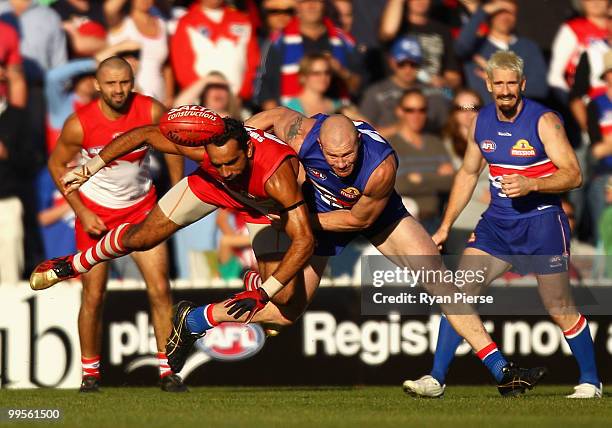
(1, 0), (611, 283)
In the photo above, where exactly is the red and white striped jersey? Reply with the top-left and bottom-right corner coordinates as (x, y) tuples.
(76, 93), (155, 209)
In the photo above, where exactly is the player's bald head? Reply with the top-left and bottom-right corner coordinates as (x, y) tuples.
(320, 115), (357, 148)
(96, 56), (134, 81)
(319, 115), (359, 178)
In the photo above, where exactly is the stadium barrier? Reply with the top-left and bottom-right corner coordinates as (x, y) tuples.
(2, 282), (612, 388)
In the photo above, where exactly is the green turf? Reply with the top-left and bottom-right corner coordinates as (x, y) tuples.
(0, 386), (609, 428)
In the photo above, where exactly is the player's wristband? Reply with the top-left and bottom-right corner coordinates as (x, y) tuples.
(84, 154), (107, 176)
(260, 276), (284, 298)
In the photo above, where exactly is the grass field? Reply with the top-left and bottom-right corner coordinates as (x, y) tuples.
(1, 386), (610, 428)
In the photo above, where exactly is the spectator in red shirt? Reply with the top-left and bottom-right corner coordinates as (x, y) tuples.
(548, 0), (609, 104)
(0, 21), (26, 107)
(170, 0), (260, 101)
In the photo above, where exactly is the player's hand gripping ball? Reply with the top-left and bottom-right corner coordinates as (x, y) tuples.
(159, 105), (225, 147)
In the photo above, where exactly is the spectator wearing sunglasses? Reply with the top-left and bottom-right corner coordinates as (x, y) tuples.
(283, 53), (341, 116)
(359, 35), (450, 135)
(387, 88), (454, 233)
(261, 0), (296, 35)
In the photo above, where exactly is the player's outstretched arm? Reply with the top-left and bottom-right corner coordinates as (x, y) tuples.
(263, 157), (315, 292)
(313, 155), (396, 232)
(61, 125), (178, 193)
(434, 118), (485, 246)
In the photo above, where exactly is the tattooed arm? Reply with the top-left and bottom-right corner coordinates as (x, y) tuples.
(245, 107), (314, 152)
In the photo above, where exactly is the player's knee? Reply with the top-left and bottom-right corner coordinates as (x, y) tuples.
(146, 283), (171, 305)
(82, 288), (105, 308)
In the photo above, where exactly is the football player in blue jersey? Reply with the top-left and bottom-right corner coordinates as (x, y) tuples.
(404, 50), (601, 398)
(241, 107), (546, 397)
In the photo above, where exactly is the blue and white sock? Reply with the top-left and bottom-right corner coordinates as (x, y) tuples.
(476, 342), (508, 383)
(430, 316), (463, 384)
(563, 314), (600, 386)
(186, 304), (218, 334)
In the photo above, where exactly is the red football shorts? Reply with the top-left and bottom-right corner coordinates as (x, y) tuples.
(75, 188), (157, 251)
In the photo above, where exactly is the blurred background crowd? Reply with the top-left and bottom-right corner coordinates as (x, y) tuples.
(1, 0), (611, 284)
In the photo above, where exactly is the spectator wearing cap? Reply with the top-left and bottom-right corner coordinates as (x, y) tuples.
(586, 49), (612, 244)
(454, 0), (548, 103)
(256, 0), (359, 110)
(380, 0), (462, 89)
(52, 0), (108, 58)
(359, 35), (449, 134)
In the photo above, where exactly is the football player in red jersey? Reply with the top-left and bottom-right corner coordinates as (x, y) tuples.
(31, 111), (315, 376)
(44, 57), (185, 393)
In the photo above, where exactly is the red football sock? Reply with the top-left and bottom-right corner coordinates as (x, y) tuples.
(82, 355), (100, 379)
(72, 223), (131, 273)
(157, 352), (172, 378)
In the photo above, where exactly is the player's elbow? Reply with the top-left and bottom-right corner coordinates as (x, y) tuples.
(298, 232), (315, 259)
(570, 167), (583, 190)
(350, 216), (374, 230)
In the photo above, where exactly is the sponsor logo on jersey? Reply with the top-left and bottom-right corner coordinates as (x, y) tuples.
(308, 168), (327, 180)
(497, 131), (512, 137)
(195, 323), (265, 361)
(340, 187), (361, 199)
(511, 139), (536, 157)
(480, 140), (497, 153)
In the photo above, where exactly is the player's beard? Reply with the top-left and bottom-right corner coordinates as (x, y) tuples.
(102, 91), (131, 113)
(497, 95), (520, 119)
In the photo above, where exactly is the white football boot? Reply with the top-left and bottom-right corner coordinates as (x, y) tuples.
(566, 382), (602, 398)
(402, 375), (445, 398)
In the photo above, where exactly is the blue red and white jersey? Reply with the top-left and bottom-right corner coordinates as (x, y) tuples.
(474, 98), (562, 218)
(299, 114), (397, 213)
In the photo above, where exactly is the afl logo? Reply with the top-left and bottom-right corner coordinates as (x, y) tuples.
(195, 323), (266, 361)
(340, 186), (361, 199)
(480, 140), (496, 153)
(308, 168), (327, 180)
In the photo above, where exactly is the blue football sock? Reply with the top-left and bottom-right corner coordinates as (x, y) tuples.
(477, 343), (507, 383)
(564, 315), (600, 386)
(430, 316), (463, 384)
(186, 304), (216, 334)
